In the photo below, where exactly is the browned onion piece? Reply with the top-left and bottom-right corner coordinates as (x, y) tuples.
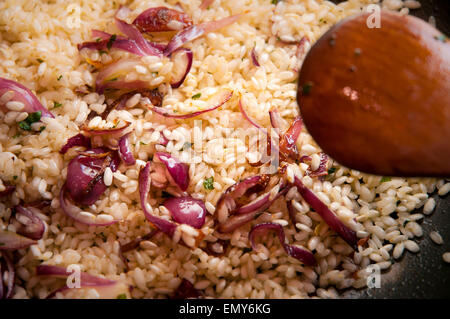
(249, 222), (316, 266)
(279, 116), (302, 161)
(133, 7), (193, 33)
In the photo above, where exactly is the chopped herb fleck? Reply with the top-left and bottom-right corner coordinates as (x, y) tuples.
(140, 141), (148, 145)
(192, 93), (201, 99)
(116, 293), (127, 299)
(0, 243), (4, 246)
(301, 81), (313, 95)
(108, 77), (118, 82)
(328, 167), (336, 175)
(53, 101), (62, 108)
(96, 37), (102, 43)
(380, 176), (391, 183)
(39, 126), (46, 132)
(99, 50), (108, 55)
(99, 232), (107, 241)
(271, 0), (281, 4)
(13, 175), (18, 180)
(12, 133), (21, 138)
(37, 58), (44, 63)
(107, 34), (117, 50)
(57, 75), (63, 81)
(242, 247), (252, 253)
(18, 121), (31, 131)
(203, 177), (214, 190)
(182, 142), (192, 150)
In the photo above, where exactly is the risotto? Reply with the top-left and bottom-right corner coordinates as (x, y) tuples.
(0, 0), (448, 299)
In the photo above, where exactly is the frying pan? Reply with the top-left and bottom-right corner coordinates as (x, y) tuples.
(333, 0), (450, 298)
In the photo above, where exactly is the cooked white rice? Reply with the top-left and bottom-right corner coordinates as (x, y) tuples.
(0, 0), (447, 299)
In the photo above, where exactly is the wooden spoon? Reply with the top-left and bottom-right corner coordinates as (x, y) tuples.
(297, 10), (450, 177)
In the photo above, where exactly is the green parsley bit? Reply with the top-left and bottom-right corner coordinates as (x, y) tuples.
(18, 121), (31, 131)
(27, 111), (42, 123)
(57, 75), (63, 81)
(13, 175), (18, 180)
(182, 142), (192, 150)
(271, 0), (281, 4)
(380, 176), (391, 183)
(107, 34), (117, 50)
(108, 77), (118, 82)
(53, 101), (62, 108)
(99, 50), (108, 55)
(191, 93), (201, 99)
(327, 167), (336, 175)
(203, 177), (214, 190)
(116, 293), (127, 299)
(37, 58), (44, 63)
(140, 141), (148, 145)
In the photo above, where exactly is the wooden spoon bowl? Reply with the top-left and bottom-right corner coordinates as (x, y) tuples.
(297, 10), (450, 177)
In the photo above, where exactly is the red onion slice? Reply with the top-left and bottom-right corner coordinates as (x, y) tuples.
(115, 18), (163, 56)
(251, 47), (260, 67)
(164, 14), (241, 56)
(1, 251), (15, 299)
(269, 108), (289, 132)
(204, 239), (229, 257)
(139, 162), (177, 237)
(170, 48), (193, 88)
(66, 148), (116, 206)
(215, 175), (266, 223)
(293, 176), (357, 250)
(0, 230), (36, 250)
(218, 182), (291, 233)
(155, 152), (189, 191)
(118, 133), (136, 165)
(0, 77), (53, 118)
(150, 90), (232, 119)
(133, 6), (193, 33)
(163, 196), (206, 229)
(0, 185), (15, 198)
(172, 279), (203, 299)
(13, 205), (46, 240)
(60, 133), (91, 154)
(238, 98), (265, 132)
(59, 184), (118, 226)
(249, 222), (316, 266)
